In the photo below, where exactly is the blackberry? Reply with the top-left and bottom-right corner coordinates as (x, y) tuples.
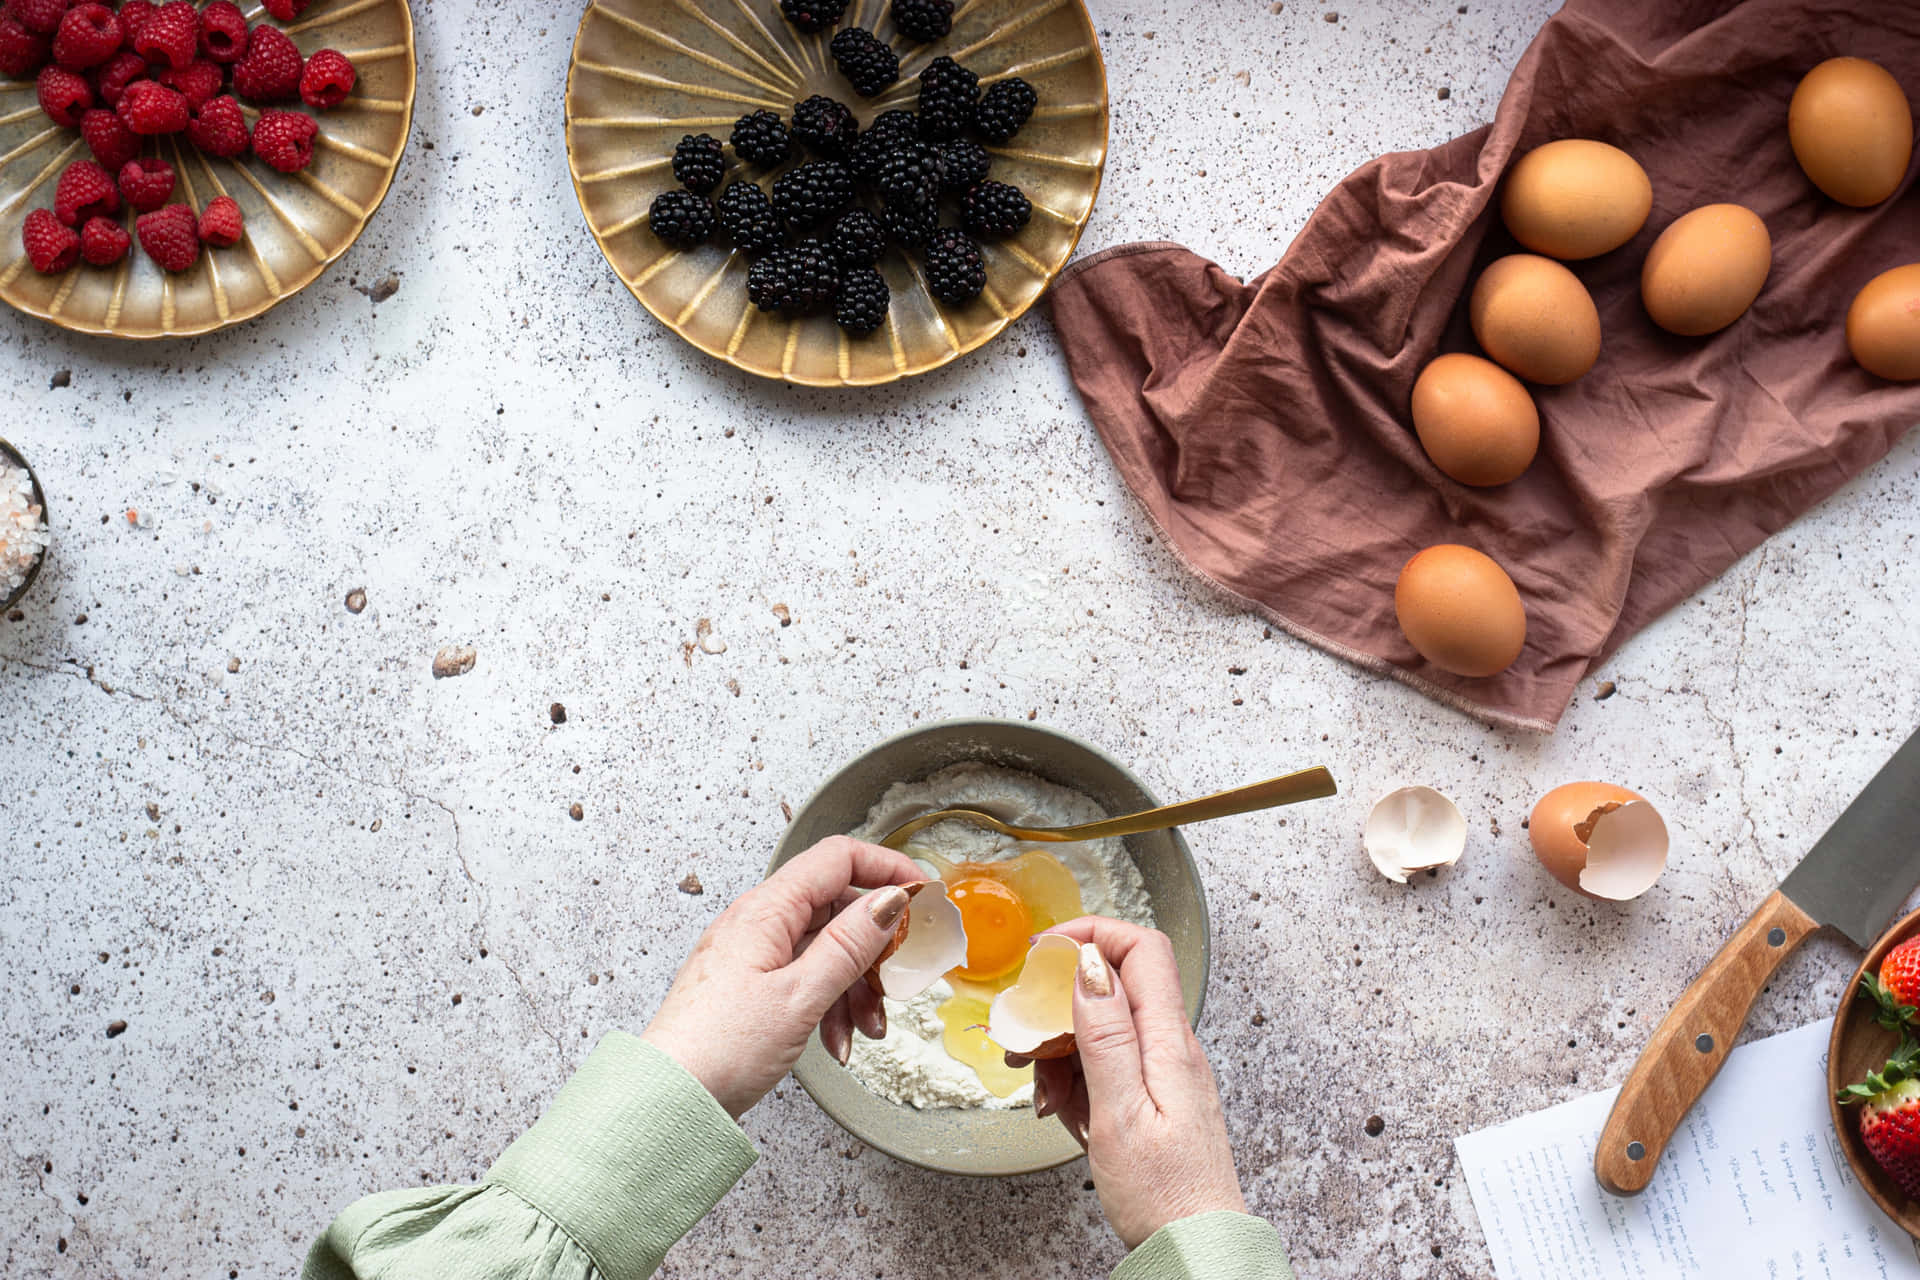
(729, 110), (791, 166)
(882, 199), (938, 250)
(828, 207), (886, 267)
(791, 95), (858, 158)
(962, 180), (1030, 240)
(748, 238), (841, 313)
(890, 0), (952, 42)
(715, 180), (784, 257)
(829, 27), (898, 98)
(671, 133), (726, 194)
(848, 109), (920, 182)
(771, 160), (854, 228)
(835, 266), (891, 335)
(974, 77), (1037, 143)
(923, 226), (985, 304)
(648, 189), (714, 248)
(936, 139), (991, 193)
(777, 0), (847, 33)
(916, 56), (978, 141)
(876, 142), (943, 208)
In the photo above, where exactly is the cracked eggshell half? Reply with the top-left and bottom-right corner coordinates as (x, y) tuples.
(986, 934), (1080, 1060)
(1529, 782), (1670, 901)
(865, 881), (967, 1000)
(1364, 786), (1467, 884)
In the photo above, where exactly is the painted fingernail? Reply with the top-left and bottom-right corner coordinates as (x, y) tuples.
(1032, 1075), (1050, 1118)
(1073, 1116), (1090, 1147)
(1078, 943), (1113, 998)
(867, 885), (910, 932)
(824, 1022), (851, 1065)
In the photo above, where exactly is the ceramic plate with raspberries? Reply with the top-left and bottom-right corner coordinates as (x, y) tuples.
(0, 0), (415, 337)
(566, 0), (1109, 387)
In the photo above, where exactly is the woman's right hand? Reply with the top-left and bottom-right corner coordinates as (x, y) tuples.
(1007, 917), (1249, 1249)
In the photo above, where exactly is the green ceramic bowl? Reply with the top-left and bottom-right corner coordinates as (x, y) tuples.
(769, 717), (1210, 1176)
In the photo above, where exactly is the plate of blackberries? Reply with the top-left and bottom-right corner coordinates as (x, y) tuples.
(566, 0), (1107, 386)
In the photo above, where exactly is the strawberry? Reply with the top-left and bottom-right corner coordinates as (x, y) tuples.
(1859, 937), (1920, 1033)
(1842, 1039), (1920, 1201)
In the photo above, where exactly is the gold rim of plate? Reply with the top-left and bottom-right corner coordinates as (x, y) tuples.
(565, 0), (1109, 387)
(0, 0), (417, 340)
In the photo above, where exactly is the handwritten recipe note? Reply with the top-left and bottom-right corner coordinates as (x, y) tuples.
(1456, 1022), (1920, 1279)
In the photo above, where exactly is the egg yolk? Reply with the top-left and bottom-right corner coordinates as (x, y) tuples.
(948, 876), (1034, 982)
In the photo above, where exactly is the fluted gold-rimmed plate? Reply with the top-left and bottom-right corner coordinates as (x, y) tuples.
(566, 0), (1108, 387)
(0, 0), (415, 339)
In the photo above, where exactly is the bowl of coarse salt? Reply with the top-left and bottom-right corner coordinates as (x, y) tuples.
(0, 438), (49, 614)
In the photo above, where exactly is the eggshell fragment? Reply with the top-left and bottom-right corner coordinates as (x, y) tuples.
(1364, 786), (1466, 884)
(865, 882), (968, 1000)
(1529, 781), (1670, 901)
(1789, 57), (1914, 207)
(986, 934), (1080, 1060)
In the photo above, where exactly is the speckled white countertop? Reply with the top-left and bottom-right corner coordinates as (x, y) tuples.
(4, 2), (1918, 1277)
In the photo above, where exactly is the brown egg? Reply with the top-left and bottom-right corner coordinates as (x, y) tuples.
(1528, 782), (1670, 901)
(1469, 255), (1602, 385)
(1789, 57), (1914, 207)
(1500, 139), (1653, 260)
(1640, 204), (1771, 337)
(1393, 545), (1527, 678)
(1410, 354), (1540, 486)
(1847, 263), (1920, 381)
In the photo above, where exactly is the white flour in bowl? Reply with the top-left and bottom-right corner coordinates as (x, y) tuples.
(843, 762), (1157, 1110)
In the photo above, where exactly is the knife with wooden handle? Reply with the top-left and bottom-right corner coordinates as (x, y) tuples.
(1595, 727), (1920, 1196)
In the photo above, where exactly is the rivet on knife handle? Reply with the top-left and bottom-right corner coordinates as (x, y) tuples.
(1593, 889), (1819, 1195)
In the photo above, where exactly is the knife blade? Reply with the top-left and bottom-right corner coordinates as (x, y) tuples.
(1594, 726), (1920, 1196)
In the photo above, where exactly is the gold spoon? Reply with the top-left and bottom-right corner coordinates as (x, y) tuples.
(878, 766), (1338, 851)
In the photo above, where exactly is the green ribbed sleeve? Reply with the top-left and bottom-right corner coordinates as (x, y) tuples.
(302, 1032), (759, 1280)
(1110, 1211), (1295, 1280)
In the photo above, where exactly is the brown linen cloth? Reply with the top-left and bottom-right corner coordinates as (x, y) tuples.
(1049, 0), (1920, 732)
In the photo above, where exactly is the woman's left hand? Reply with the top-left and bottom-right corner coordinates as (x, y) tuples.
(640, 836), (921, 1118)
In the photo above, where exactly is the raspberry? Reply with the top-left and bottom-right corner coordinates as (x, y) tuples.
(251, 108), (315, 171)
(232, 23), (301, 103)
(51, 3), (117, 71)
(197, 194), (241, 247)
(197, 2), (247, 63)
(117, 157), (174, 212)
(22, 207), (78, 272)
(135, 202), (197, 271)
(185, 94), (248, 157)
(261, 0), (312, 18)
(299, 48), (354, 110)
(0, 15), (50, 78)
(116, 77), (186, 133)
(91, 48), (145, 106)
(54, 158), (118, 225)
(78, 213), (128, 265)
(157, 57), (220, 108)
(131, 1), (196, 69)
(7, 0), (69, 37)
(36, 62), (90, 124)
(80, 107), (138, 169)
(115, 0), (155, 44)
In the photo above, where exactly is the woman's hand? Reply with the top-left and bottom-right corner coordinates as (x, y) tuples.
(640, 836), (920, 1118)
(1008, 917), (1248, 1249)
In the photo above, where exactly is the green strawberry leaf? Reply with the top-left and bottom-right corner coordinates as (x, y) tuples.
(1838, 1034), (1920, 1105)
(1857, 973), (1920, 1033)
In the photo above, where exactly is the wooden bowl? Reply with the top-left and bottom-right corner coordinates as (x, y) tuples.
(0, 0), (416, 339)
(1827, 905), (1920, 1236)
(771, 717), (1208, 1175)
(564, 0), (1109, 386)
